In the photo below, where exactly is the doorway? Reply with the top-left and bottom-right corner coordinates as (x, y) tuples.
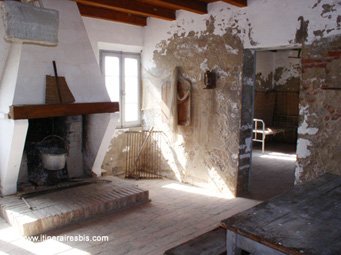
(249, 49), (300, 200)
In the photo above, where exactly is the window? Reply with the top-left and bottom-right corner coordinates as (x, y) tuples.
(101, 51), (141, 127)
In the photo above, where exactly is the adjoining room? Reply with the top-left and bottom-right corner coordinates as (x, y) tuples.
(250, 49), (300, 200)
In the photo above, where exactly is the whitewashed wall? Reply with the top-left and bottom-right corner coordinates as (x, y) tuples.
(144, 0), (340, 67)
(82, 17), (144, 62)
(142, 0), (340, 116)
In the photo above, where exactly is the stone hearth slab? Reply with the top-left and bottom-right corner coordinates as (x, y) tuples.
(0, 177), (149, 236)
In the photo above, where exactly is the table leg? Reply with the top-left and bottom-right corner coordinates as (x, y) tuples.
(226, 230), (242, 255)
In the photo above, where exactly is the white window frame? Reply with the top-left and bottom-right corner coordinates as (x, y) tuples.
(100, 50), (142, 128)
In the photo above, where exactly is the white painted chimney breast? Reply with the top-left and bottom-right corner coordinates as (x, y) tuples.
(0, 0), (114, 195)
(13, 0), (110, 104)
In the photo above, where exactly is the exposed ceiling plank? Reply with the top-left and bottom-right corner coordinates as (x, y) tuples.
(139, 0), (207, 14)
(77, 3), (147, 26)
(220, 0), (247, 7)
(76, 0), (176, 20)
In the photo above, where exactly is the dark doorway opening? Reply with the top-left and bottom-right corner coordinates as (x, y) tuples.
(249, 49), (300, 200)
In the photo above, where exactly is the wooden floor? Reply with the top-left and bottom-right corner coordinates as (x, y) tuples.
(0, 178), (259, 255)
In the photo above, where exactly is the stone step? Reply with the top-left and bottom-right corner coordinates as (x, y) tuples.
(0, 177), (149, 236)
(164, 227), (226, 255)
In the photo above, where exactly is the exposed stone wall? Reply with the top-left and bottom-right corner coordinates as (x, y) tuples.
(296, 34), (341, 182)
(142, 17), (244, 196)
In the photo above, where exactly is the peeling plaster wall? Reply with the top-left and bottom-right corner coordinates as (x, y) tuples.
(144, 17), (243, 196)
(255, 51), (301, 92)
(297, 34), (341, 182)
(273, 52), (301, 91)
(102, 129), (128, 176)
(255, 51), (274, 91)
(142, 0), (340, 195)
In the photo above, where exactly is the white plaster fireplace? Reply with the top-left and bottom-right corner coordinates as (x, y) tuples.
(0, 0), (118, 195)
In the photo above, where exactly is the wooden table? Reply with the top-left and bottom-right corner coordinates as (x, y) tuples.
(221, 174), (341, 255)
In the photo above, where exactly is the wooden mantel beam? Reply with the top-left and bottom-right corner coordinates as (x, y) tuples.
(9, 102), (119, 120)
(140, 0), (208, 14)
(221, 0), (247, 7)
(77, 3), (147, 26)
(76, 0), (176, 21)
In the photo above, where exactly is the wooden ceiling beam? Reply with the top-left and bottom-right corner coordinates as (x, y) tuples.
(77, 3), (147, 26)
(139, 0), (208, 14)
(220, 0), (247, 7)
(76, 0), (176, 20)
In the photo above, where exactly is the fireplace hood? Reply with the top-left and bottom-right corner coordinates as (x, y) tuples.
(0, 0), (119, 195)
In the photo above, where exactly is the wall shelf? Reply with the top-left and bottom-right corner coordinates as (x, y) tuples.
(9, 102), (119, 120)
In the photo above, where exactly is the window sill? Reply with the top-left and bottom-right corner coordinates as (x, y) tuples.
(115, 126), (143, 131)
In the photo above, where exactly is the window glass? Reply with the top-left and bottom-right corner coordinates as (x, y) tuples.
(104, 56), (120, 102)
(101, 52), (141, 127)
(124, 58), (139, 123)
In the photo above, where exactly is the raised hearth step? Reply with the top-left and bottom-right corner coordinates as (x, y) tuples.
(0, 177), (149, 236)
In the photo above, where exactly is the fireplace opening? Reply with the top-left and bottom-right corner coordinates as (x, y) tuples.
(18, 115), (84, 191)
(38, 134), (68, 185)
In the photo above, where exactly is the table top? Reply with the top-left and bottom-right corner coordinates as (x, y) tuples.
(222, 174), (341, 255)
